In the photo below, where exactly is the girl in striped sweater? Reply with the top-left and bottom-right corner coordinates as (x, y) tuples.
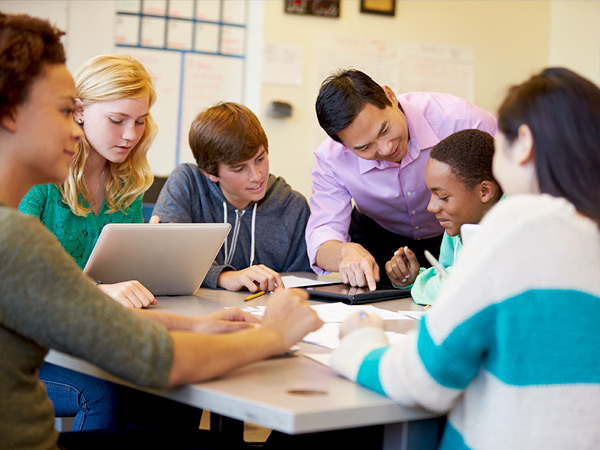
(331, 67), (600, 450)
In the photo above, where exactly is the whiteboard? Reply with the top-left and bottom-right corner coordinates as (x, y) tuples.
(117, 48), (182, 176)
(114, 0), (247, 175)
(179, 53), (244, 165)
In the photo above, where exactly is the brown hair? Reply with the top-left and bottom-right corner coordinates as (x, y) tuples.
(188, 102), (268, 176)
(0, 13), (66, 120)
(498, 67), (600, 226)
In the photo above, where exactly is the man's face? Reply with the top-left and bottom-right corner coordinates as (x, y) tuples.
(337, 88), (409, 163)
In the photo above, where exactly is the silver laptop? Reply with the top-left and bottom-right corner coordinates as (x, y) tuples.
(84, 223), (231, 296)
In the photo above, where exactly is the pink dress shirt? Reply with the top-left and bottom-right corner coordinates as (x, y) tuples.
(306, 92), (497, 273)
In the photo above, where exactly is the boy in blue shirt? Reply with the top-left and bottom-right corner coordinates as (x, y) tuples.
(385, 129), (503, 304)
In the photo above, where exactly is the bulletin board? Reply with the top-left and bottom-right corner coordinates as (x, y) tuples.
(114, 0), (247, 175)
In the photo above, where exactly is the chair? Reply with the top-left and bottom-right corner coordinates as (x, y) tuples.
(142, 176), (167, 222)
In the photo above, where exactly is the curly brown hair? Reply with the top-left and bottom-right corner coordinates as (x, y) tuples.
(0, 13), (66, 120)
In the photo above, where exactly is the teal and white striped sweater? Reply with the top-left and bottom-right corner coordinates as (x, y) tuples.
(332, 194), (600, 450)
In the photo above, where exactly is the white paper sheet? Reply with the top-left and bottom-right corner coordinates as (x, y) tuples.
(280, 275), (338, 289)
(303, 323), (408, 349)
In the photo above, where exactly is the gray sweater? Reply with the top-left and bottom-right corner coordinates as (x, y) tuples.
(0, 205), (173, 450)
(153, 163), (312, 288)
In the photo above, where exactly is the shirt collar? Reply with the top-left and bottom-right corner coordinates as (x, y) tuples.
(399, 96), (440, 158)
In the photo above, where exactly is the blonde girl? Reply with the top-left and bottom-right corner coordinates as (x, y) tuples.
(20, 54), (158, 308)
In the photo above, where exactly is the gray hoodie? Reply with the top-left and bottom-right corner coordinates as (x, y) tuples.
(152, 163), (312, 288)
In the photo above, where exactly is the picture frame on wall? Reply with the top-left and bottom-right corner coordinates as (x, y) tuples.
(360, 0), (396, 17)
(284, 0), (341, 18)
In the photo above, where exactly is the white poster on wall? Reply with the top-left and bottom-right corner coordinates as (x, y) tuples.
(315, 32), (474, 102)
(262, 43), (303, 86)
(116, 48), (182, 176)
(179, 53), (244, 164)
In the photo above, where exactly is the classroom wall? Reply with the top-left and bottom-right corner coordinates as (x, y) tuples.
(549, 0), (600, 84)
(2, 0), (599, 200)
(259, 0), (553, 199)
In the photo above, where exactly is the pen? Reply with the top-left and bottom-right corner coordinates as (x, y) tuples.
(424, 250), (448, 279)
(421, 304), (431, 312)
(244, 290), (266, 302)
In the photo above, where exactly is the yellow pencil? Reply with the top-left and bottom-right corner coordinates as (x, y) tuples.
(244, 290), (266, 302)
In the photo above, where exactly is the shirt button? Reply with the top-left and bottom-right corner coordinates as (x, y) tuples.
(411, 210), (416, 215)
(407, 191), (412, 197)
(415, 225), (420, 230)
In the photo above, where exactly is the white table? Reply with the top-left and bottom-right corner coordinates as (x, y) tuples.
(47, 274), (441, 449)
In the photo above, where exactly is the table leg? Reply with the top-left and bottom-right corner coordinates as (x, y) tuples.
(209, 412), (245, 445)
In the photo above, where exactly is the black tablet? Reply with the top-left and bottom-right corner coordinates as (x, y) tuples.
(303, 283), (411, 304)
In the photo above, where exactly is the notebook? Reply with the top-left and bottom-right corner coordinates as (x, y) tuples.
(303, 283), (412, 304)
(84, 223), (231, 296)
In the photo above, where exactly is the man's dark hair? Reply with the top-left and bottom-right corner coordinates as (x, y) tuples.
(431, 129), (501, 193)
(0, 13), (66, 120)
(315, 69), (392, 142)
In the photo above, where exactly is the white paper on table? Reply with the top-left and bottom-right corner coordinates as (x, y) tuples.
(310, 302), (409, 323)
(303, 332), (408, 366)
(280, 275), (339, 288)
(236, 302), (411, 323)
(400, 311), (425, 321)
(303, 352), (332, 367)
(302, 322), (407, 349)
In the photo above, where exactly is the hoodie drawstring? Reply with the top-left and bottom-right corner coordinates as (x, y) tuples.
(223, 201), (257, 267)
(250, 203), (256, 267)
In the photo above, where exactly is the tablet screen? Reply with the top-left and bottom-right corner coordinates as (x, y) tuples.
(304, 283), (411, 304)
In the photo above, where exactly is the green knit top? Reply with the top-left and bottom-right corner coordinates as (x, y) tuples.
(19, 184), (143, 268)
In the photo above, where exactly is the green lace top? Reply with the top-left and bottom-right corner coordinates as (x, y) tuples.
(18, 184), (143, 269)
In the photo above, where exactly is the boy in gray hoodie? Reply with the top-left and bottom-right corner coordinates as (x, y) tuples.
(153, 102), (311, 292)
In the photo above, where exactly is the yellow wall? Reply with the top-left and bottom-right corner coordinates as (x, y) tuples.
(550, 0), (600, 83)
(261, 0), (554, 198)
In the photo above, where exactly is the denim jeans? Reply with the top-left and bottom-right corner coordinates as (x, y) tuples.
(41, 362), (202, 431)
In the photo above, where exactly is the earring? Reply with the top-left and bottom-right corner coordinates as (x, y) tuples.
(77, 118), (83, 124)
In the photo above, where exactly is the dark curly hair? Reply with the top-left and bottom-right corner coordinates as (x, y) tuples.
(430, 129), (501, 193)
(0, 13), (66, 120)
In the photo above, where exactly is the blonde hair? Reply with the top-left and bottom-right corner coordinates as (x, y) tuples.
(61, 54), (158, 216)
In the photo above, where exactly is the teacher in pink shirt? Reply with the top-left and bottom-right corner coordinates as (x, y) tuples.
(307, 69), (497, 290)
